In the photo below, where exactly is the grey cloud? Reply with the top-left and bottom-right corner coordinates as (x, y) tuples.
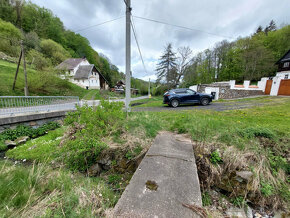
(31, 0), (290, 79)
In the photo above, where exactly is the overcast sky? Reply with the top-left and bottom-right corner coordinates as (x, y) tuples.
(31, 0), (289, 81)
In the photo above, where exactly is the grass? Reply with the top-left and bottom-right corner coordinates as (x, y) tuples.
(127, 98), (290, 209)
(3, 97), (290, 212)
(0, 160), (118, 217)
(6, 127), (66, 162)
(130, 96), (164, 107)
(0, 60), (90, 98)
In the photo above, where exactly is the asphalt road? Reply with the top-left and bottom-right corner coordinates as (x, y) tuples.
(132, 100), (279, 112)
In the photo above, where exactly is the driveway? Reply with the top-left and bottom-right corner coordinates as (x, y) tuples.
(132, 97), (287, 112)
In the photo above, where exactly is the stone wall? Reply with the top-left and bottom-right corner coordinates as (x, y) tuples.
(198, 84), (264, 99)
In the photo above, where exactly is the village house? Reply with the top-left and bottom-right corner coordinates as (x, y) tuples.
(190, 50), (290, 99)
(56, 58), (109, 90)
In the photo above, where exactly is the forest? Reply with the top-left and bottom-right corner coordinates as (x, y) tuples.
(156, 21), (290, 89)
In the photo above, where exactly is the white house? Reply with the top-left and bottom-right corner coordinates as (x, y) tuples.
(56, 58), (109, 90)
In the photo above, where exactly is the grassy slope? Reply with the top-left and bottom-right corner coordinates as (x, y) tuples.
(0, 160), (118, 217)
(0, 60), (89, 98)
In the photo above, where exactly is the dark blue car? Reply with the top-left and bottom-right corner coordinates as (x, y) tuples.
(163, 88), (213, 108)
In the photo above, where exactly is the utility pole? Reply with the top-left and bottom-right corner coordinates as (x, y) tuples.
(125, 0), (131, 113)
(21, 40), (29, 96)
(148, 78), (151, 98)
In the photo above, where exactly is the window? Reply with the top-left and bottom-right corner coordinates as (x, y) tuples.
(285, 74), (289, 79)
(283, 62), (289, 68)
(186, 89), (195, 94)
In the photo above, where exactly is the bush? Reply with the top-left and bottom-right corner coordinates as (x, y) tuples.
(40, 39), (70, 65)
(27, 49), (51, 70)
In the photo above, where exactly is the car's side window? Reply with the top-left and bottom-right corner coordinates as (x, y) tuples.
(186, 90), (195, 95)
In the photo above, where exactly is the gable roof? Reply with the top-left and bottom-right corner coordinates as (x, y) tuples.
(74, 64), (95, 79)
(74, 65), (110, 85)
(56, 58), (85, 70)
(276, 50), (290, 64)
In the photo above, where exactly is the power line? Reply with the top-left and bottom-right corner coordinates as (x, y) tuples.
(131, 15), (148, 74)
(133, 15), (234, 39)
(75, 16), (124, 32)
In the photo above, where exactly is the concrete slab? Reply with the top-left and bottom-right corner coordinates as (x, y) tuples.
(114, 132), (202, 218)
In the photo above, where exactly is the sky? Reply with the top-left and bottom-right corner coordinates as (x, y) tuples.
(31, 0), (290, 81)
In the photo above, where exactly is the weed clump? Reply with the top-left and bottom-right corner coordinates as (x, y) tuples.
(62, 101), (125, 171)
(238, 127), (276, 139)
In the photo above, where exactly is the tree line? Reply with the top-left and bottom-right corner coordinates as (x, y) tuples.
(156, 20), (290, 89)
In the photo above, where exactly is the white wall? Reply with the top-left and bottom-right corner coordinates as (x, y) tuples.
(270, 77), (282, 96)
(205, 87), (220, 100)
(189, 85), (198, 91)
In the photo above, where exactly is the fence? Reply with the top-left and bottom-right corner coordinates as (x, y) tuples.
(0, 96), (79, 117)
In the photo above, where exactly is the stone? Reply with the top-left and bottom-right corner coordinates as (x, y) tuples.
(15, 136), (29, 145)
(274, 211), (290, 218)
(88, 163), (102, 176)
(236, 171), (253, 183)
(28, 145), (37, 150)
(5, 140), (16, 148)
(29, 121), (37, 126)
(246, 206), (253, 218)
(254, 212), (262, 218)
(226, 207), (247, 218)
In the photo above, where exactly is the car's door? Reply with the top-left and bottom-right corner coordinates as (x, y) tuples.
(186, 89), (200, 103)
(176, 90), (188, 103)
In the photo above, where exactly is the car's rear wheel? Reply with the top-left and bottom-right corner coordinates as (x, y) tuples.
(170, 99), (179, 108)
(200, 98), (210, 106)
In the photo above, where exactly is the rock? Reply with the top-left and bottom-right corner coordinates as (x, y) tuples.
(15, 136), (29, 145)
(236, 171), (253, 183)
(29, 121), (37, 126)
(226, 207), (247, 218)
(88, 163), (102, 176)
(28, 145), (37, 150)
(274, 211), (290, 218)
(246, 206), (253, 218)
(5, 140), (16, 148)
(254, 212), (262, 218)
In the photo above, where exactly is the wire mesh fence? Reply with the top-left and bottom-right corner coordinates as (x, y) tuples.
(0, 96), (79, 117)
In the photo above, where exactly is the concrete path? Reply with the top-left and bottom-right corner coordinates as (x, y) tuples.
(114, 132), (202, 218)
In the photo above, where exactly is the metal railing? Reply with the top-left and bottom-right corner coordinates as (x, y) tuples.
(0, 96), (79, 117)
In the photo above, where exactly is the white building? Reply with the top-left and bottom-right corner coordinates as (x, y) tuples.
(56, 58), (109, 90)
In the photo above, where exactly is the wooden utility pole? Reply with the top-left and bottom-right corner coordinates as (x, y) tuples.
(12, 48), (22, 90)
(21, 41), (29, 96)
(125, 0), (131, 113)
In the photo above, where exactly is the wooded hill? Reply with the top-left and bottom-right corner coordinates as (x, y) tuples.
(0, 0), (150, 95)
(155, 21), (290, 89)
(182, 22), (290, 86)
